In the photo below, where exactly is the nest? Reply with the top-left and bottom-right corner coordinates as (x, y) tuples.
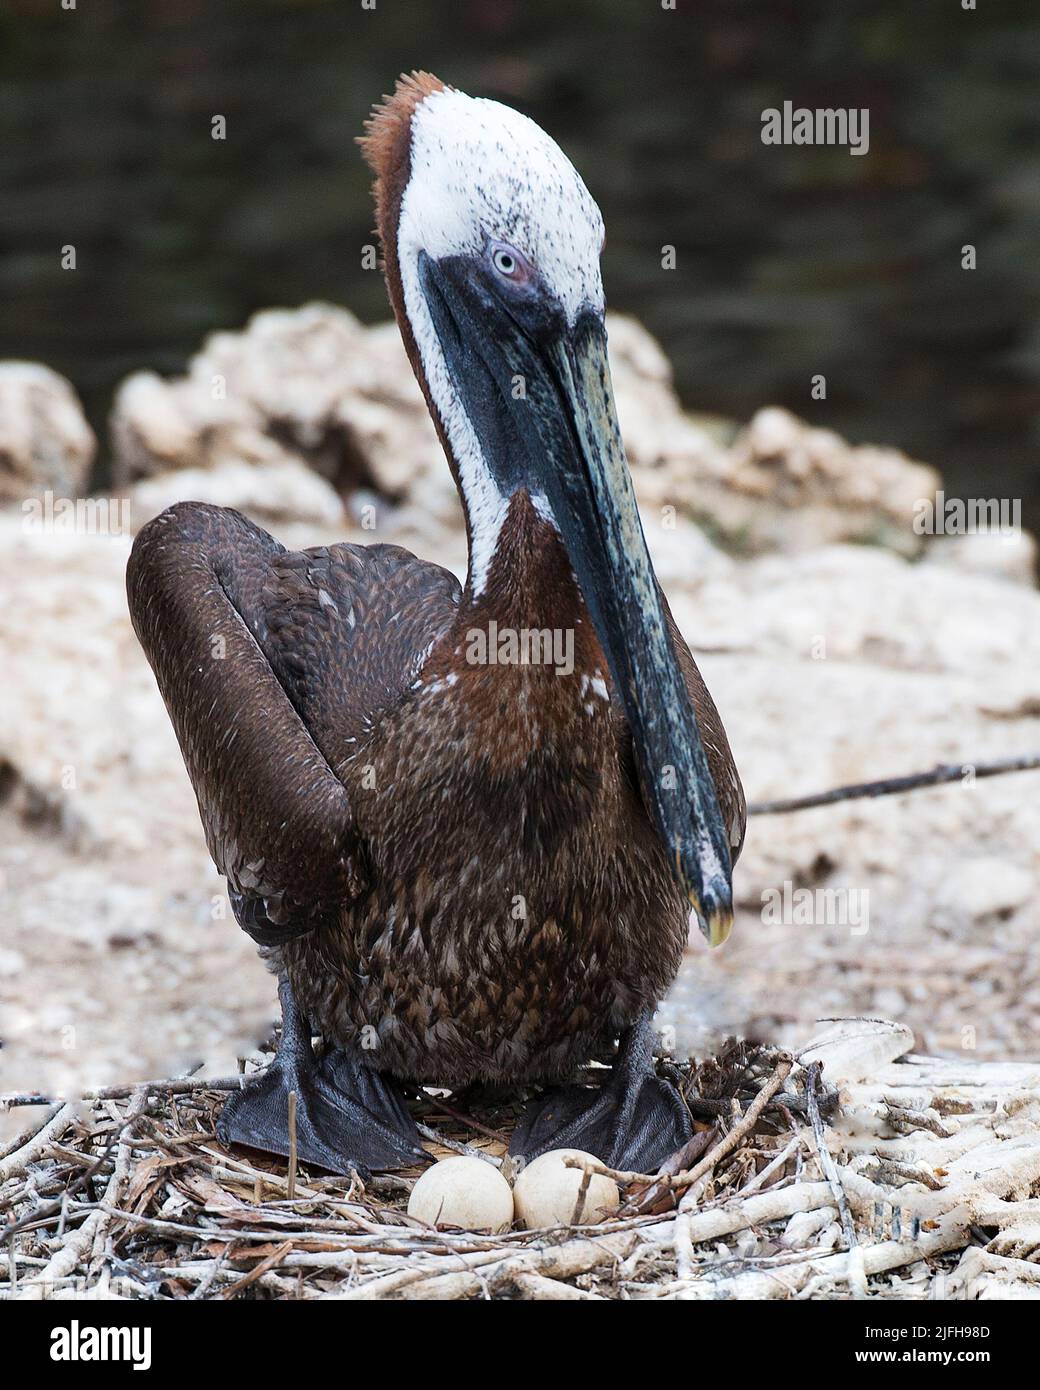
(3, 1019), (1040, 1300)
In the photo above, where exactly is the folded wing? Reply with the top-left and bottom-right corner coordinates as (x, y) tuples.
(126, 501), (460, 942)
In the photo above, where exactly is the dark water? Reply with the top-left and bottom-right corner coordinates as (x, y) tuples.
(1, 0), (1038, 526)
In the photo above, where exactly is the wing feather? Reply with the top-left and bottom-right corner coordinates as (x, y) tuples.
(126, 502), (459, 940)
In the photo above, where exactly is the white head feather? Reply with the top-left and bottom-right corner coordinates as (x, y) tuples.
(396, 88), (606, 596)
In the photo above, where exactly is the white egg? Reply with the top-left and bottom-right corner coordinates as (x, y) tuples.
(407, 1155), (514, 1232)
(513, 1148), (621, 1229)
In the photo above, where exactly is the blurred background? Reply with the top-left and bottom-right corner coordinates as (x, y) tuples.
(1, 0), (1038, 523)
(2, 0), (1040, 1112)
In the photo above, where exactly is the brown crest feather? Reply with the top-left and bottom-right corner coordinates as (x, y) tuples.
(358, 72), (447, 244)
(356, 71), (463, 488)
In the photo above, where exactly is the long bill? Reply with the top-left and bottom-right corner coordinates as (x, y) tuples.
(419, 254), (735, 945)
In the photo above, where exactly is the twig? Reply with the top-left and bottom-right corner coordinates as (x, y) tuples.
(331, 1229), (641, 1301)
(804, 1062), (863, 1295)
(0, 1103), (63, 1160)
(747, 753), (1040, 815)
(675, 1055), (793, 1210)
(509, 1272), (605, 1300)
(678, 1182), (835, 1249)
(569, 1165), (593, 1227)
(0, 1074), (243, 1111)
(566, 1056), (795, 1211)
(735, 1134), (803, 1198)
(89, 1086), (150, 1276)
(671, 1209), (967, 1300)
(617, 1127), (717, 1215)
(872, 1159), (945, 1191)
(882, 1101), (954, 1140)
(0, 1103), (78, 1184)
(218, 1240), (294, 1300)
(416, 1097), (509, 1145)
(2, 1123), (137, 1239)
(415, 1122), (497, 1164)
(18, 1087), (150, 1299)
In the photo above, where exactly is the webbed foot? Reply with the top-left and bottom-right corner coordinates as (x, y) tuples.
(217, 979), (425, 1177)
(509, 1012), (691, 1173)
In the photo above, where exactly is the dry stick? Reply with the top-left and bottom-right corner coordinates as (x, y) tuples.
(747, 753), (1040, 816)
(510, 1272), (605, 1301)
(19, 1087), (150, 1299)
(188, 1248), (229, 1302)
(675, 1182), (836, 1248)
(670, 1056), (792, 1277)
(322, 1249), (509, 1301)
(566, 1056), (795, 1201)
(339, 1229), (642, 1301)
(873, 1159), (944, 1191)
(883, 1102), (953, 1140)
(88, 1086), (150, 1277)
(734, 1134), (804, 1199)
(0, 1103), (78, 1184)
(417, 1097), (509, 1145)
(675, 1055), (794, 1206)
(674, 1210), (966, 1301)
(196, 1144), (405, 1206)
(162, 1258), (302, 1297)
(570, 1166), (594, 1228)
(618, 1126), (718, 1217)
(804, 1062), (865, 1297)
(3, 1121), (140, 1239)
(218, 1240), (294, 1300)
(415, 1121), (495, 1163)
(0, 1074), (243, 1111)
(92, 1205), (420, 1249)
(0, 1104), (63, 1162)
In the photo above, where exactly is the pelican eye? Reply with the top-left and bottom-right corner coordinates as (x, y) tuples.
(489, 241), (527, 281)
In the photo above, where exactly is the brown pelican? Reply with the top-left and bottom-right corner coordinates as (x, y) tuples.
(127, 72), (745, 1176)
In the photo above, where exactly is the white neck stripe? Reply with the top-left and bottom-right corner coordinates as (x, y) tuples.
(395, 87), (604, 597)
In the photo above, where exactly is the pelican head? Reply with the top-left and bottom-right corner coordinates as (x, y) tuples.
(361, 73), (734, 946)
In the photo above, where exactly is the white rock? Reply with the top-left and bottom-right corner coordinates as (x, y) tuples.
(513, 1148), (621, 1229)
(937, 858), (1034, 922)
(746, 405), (802, 459)
(131, 457), (344, 528)
(0, 362), (96, 502)
(800, 1017), (915, 1083)
(718, 406), (941, 555)
(923, 530), (1037, 587)
(407, 1156), (514, 1233)
(104, 306), (955, 566)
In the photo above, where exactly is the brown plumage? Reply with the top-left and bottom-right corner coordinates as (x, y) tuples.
(127, 73), (744, 1167)
(128, 493), (742, 1084)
